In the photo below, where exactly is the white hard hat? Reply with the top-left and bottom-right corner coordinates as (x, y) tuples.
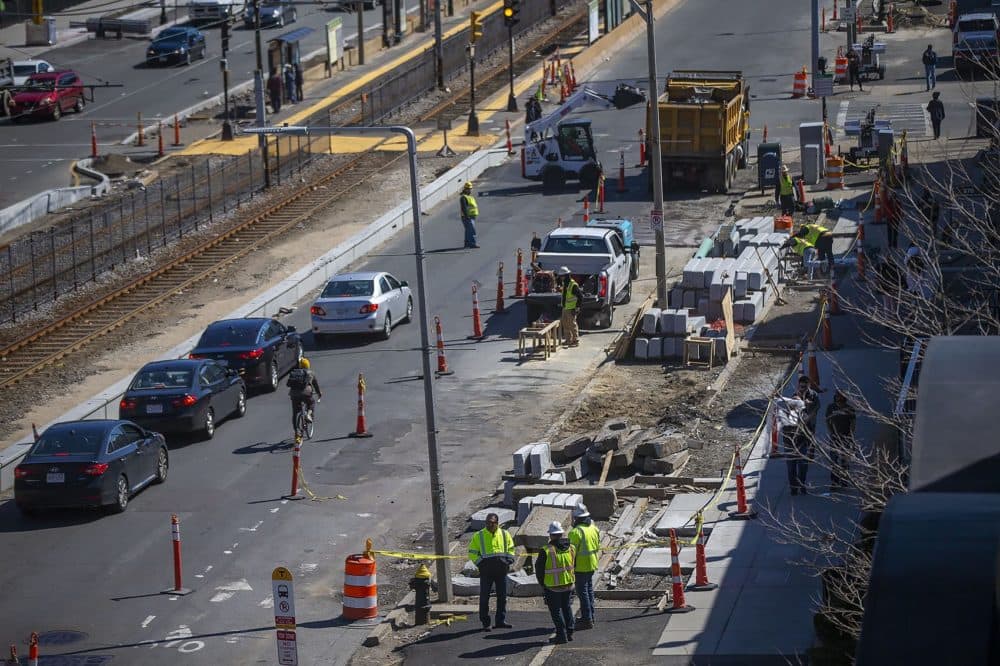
(547, 521), (565, 536)
(573, 505), (590, 519)
(556, 266), (571, 276)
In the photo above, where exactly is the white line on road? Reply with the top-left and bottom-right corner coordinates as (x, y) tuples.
(141, 615), (156, 628)
(239, 520), (264, 532)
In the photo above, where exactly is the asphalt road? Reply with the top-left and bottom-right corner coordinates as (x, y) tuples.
(0, 1), (879, 663)
(0, 1), (401, 210)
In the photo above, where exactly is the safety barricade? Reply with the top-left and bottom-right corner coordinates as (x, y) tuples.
(834, 55), (848, 84)
(825, 156), (844, 190)
(792, 67), (808, 98)
(343, 553), (378, 620)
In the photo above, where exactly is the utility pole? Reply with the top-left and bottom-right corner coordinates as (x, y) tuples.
(357, 0), (365, 65)
(252, 0), (270, 187)
(434, 0), (443, 87)
(221, 21), (234, 141)
(634, 0), (667, 308)
(811, 0), (819, 97)
(468, 12), (483, 135)
(503, 0), (520, 113)
(394, 0), (403, 43)
(847, 0), (856, 51)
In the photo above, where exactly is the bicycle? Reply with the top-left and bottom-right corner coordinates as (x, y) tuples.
(293, 398), (318, 443)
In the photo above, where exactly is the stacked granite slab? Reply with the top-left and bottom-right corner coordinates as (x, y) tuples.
(635, 307), (707, 361)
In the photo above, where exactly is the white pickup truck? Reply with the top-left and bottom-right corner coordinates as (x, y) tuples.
(525, 227), (635, 328)
(189, 0), (243, 23)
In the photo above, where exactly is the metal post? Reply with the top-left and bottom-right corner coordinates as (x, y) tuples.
(131, 192), (137, 258)
(49, 227), (56, 300)
(206, 161), (214, 225)
(467, 44), (479, 135)
(276, 138), (282, 185)
(119, 198), (126, 264)
(6, 245), (14, 323)
(248, 148), (255, 197)
(506, 27), (517, 112)
(145, 187), (152, 254)
(222, 58), (234, 141)
(434, 0), (443, 88)
(29, 235), (37, 311)
(847, 0), (855, 50)
(160, 0), (168, 24)
(191, 163), (199, 231)
(357, 1), (365, 66)
(70, 223), (78, 289)
(159, 182), (167, 246)
(253, 0), (271, 188)
(175, 174), (183, 238)
(89, 212), (97, 280)
(394, 0), (402, 43)
(221, 158), (228, 214)
(811, 0), (819, 96)
(447, 0), (453, 17)
(642, 0), (667, 308)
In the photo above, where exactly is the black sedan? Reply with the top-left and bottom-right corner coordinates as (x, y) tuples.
(145, 26), (207, 67)
(14, 420), (168, 515)
(119, 359), (247, 439)
(244, 1), (297, 28)
(189, 317), (302, 392)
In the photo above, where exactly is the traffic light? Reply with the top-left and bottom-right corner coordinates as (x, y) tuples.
(503, 0), (520, 27)
(221, 21), (230, 55)
(470, 11), (484, 43)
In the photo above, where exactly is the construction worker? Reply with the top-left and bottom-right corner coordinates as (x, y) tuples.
(776, 165), (795, 216)
(781, 222), (834, 274)
(468, 512), (515, 631)
(459, 181), (480, 249)
(534, 521), (576, 644)
(568, 505), (600, 630)
(556, 266), (580, 346)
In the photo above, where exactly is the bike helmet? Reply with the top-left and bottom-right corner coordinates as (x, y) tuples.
(299, 358), (311, 369)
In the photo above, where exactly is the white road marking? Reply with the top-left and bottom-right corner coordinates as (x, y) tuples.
(357, 513), (372, 518)
(163, 625), (193, 647)
(210, 591), (235, 602)
(270, 507), (280, 513)
(836, 101), (849, 139)
(141, 615), (156, 628)
(211, 578), (253, 602)
(259, 596), (274, 608)
(239, 520), (264, 532)
(299, 563), (318, 573)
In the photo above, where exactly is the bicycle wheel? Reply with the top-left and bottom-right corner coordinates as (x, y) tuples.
(305, 412), (315, 440)
(293, 408), (305, 442)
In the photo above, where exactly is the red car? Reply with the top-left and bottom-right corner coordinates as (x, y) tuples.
(10, 70), (85, 121)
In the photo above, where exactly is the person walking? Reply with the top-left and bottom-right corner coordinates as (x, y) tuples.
(927, 91), (945, 139)
(875, 252), (904, 316)
(847, 48), (863, 92)
(459, 181), (480, 248)
(776, 165), (795, 216)
(825, 390), (856, 492)
(556, 266), (581, 346)
(785, 375), (820, 495)
(283, 64), (296, 104)
(774, 391), (806, 458)
(534, 521), (576, 644)
(294, 64), (304, 103)
(267, 70), (282, 114)
(568, 505), (600, 630)
(468, 512), (515, 632)
(922, 44), (937, 91)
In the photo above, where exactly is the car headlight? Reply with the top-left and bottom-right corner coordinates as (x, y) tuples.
(44, 95), (56, 104)
(178, 46), (186, 53)
(271, 8), (281, 15)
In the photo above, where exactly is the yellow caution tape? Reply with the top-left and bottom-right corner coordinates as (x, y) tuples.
(295, 462), (348, 502)
(429, 614), (468, 627)
(370, 549), (464, 560)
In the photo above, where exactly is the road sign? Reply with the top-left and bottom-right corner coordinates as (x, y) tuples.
(841, 5), (854, 20)
(650, 209), (663, 232)
(276, 629), (298, 666)
(272, 567), (296, 629)
(814, 74), (834, 98)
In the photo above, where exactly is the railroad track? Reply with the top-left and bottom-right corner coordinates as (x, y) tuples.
(0, 9), (588, 391)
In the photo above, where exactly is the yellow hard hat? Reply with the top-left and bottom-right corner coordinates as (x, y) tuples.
(299, 358), (310, 369)
(463, 181), (473, 190)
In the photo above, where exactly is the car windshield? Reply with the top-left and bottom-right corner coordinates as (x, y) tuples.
(542, 237), (607, 254)
(32, 428), (104, 456)
(25, 77), (54, 90)
(959, 19), (996, 32)
(131, 368), (193, 390)
(198, 324), (259, 347)
(158, 28), (187, 40)
(961, 36), (997, 47)
(13, 65), (37, 76)
(321, 280), (374, 297)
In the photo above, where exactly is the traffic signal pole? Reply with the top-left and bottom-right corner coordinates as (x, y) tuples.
(504, 0), (520, 112)
(468, 12), (483, 135)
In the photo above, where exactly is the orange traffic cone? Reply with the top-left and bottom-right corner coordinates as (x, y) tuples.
(688, 525), (718, 591)
(822, 309), (834, 351)
(350, 373), (373, 438)
(469, 285), (484, 339)
(434, 316), (454, 375)
(582, 197), (590, 224)
(730, 444), (757, 519)
(666, 529), (696, 612)
(807, 342), (821, 387)
(514, 249), (525, 298)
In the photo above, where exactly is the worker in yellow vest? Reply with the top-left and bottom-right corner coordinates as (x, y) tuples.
(534, 521), (577, 644)
(776, 165), (795, 216)
(468, 512), (515, 631)
(568, 505), (600, 630)
(782, 222), (834, 273)
(460, 181), (480, 249)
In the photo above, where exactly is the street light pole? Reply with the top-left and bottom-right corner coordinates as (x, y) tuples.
(434, 0), (443, 88)
(639, 0), (667, 308)
(506, 26), (517, 113)
(252, 0), (271, 188)
(240, 123), (453, 601)
(467, 44), (479, 135)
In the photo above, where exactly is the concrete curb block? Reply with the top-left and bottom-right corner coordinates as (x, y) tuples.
(0, 144), (510, 489)
(362, 590), (415, 647)
(74, 158), (113, 197)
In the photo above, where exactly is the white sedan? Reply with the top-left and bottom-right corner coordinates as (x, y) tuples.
(310, 271), (413, 341)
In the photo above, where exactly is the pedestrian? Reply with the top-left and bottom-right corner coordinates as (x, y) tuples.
(459, 181), (479, 248)
(555, 266), (581, 346)
(284, 64), (296, 104)
(774, 391), (806, 458)
(927, 91), (945, 139)
(918, 187), (940, 240)
(786, 375), (820, 495)
(267, 70), (282, 114)
(825, 390), (856, 492)
(567, 505), (599, 630)
(922, 44), (937, 91)
(534, 521), (576, 644)
(847, 48), (863, 92)
(776, 164), (795, 216)
(884, 188), (901, 249)
(796, 373), (822, 435)
(468, 512), (515, 632)
(294, 63), (304, 103)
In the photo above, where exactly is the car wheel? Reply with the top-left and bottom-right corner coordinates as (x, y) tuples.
(403, 297), (413, 323)
(542, 167), (565, 193)
(203, 408), (215, 440)
(234, 389), (247, 418)
(154, 447), (169, 483)
(380, 313), (392, 340)
(109, 475), (129, 514)
(278, 13), (285, 27)
(620, 280), (632, 304)
(579, 163), (600, 190)
(74, 96), (85, 113)
(266, 361), (279, 392)
(185, 50), (192, 66)
(51, 104), (61, 121)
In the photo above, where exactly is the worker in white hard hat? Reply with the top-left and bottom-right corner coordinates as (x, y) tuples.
(556, 266), (581, 347)
(568, 505), (600, 629)
(534, 521), (576, 644)
(459, 181), (480, 249)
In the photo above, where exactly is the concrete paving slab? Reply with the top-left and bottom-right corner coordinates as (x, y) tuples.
(654, 494), (720, 536)
(652, 629), (719, 656)
(632, 547), (671, 574)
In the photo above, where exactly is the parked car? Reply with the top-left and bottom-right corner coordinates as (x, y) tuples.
(9, 71), (85, 121)
(119, 359), (247, 439)
(244, 0), (297, 28)
(310, 271), (413, 341)
(189, 318), (302, 391)
(10, 59), (54, 86)
(146, 26), (207, 66)
(954, 34), (1000, 77)
(953, 11), (999, 45)
(14, 420), (168, 515)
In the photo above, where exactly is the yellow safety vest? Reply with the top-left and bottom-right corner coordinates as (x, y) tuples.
(791, 238), (812, 256)
(568, 523), (600, 573)
(461, 193), (478, 218)
(802, 223), (830, 246)
(563, 278), (579, 311)
(779, 173), (794, 196)
(543, 544), (576, 589)
(467, 527), (514, 565)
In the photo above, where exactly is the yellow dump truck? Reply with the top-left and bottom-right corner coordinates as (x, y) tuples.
(648, 70), (751, 193)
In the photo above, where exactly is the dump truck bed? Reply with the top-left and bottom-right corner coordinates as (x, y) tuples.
(651, 70), (749, 160)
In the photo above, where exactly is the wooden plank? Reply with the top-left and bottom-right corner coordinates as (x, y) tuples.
(721, 290), (736, 358)
(616, 506), (669, 583)
(598, 451), (613, 486)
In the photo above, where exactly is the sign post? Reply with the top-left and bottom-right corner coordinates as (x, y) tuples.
(272, 567), (297, 666)
(650, 208), (663, 232)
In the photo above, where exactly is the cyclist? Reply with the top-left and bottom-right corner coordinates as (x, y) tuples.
(287, 358), (322, 434)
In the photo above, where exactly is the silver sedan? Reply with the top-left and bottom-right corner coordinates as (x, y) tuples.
(310, 271), (413, 341)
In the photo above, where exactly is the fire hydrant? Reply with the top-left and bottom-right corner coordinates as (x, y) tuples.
(409, 563), (432, 625)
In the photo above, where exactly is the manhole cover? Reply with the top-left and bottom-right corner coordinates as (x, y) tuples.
(37, 629), (87, 646)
